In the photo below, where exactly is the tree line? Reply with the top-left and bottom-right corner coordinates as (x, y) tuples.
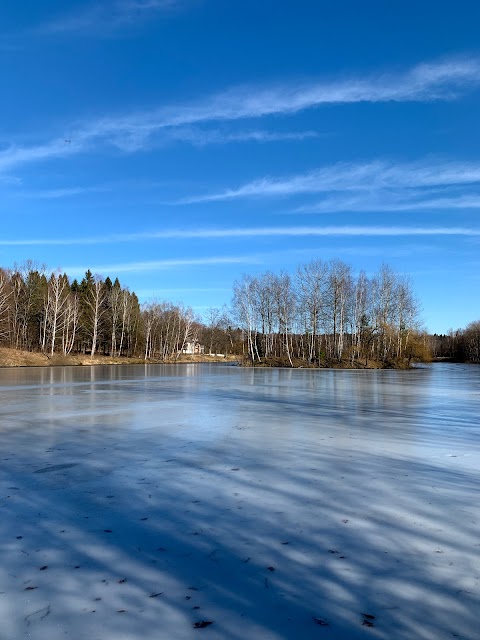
(4, 258), (472, 368)
(0, 262), (210, 360)
(232, 259), (430, 367)
(430, 322), (480, 364)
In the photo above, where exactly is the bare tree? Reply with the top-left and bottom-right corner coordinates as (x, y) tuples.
(296, 259), (328, 363)
(351, 270), (373, 364)
(62, 292), (79, 355)
(0, 268), (12, 342)
(108, 281), (122, 356)
(43, 272), (70, 356)
(371, 264), (398, 362)
(116, 288), (134, 356)
(84, 276), (107, 358)
(395, 276), (420, 359)
(271, 271), (296, 366)
(205, 307), (222, 355)
(233, 275), (259, 362)
(326, 259), (352, 361)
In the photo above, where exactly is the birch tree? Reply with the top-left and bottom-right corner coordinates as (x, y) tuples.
(62, 292), (79, 355)
(44, 272), (70, 356)
(0, 269), (12, 341)
(233, 275), (259, 362)
(326, 260), (352, 361)
(83, 275), (107, 358)
(296, 259), (328, 363)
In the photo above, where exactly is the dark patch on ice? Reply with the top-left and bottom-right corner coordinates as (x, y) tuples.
(193, 620), (213, 628)
(313, 616), (330, 626)
(34, 463), (78, 474)
(362, 613), (375, 627)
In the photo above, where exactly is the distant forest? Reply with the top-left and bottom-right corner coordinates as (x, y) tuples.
(0, 260), (478, 367)
(430, 324), (480, 364)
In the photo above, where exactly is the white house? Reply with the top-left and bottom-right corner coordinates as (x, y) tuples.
(182, 341), (205, 355)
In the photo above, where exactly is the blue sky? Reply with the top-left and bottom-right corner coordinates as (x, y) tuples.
(1, 1), (480, 333)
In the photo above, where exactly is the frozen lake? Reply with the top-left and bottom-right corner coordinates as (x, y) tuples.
(0, 363), (479, 640)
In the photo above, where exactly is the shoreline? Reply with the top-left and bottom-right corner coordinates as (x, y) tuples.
(0, 347), (239, 369)
(2, 349), (453, 371)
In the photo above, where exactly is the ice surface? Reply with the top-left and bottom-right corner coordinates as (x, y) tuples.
(0, 363), (479, 639)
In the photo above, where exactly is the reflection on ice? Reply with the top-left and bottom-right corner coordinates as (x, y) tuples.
(0, 362), (479, 639)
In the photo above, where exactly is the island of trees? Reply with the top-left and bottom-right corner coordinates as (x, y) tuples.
(0, 259), (478, 368)
(232, 260), (430, 368)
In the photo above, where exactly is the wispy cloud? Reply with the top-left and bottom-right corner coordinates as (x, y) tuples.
(179, 158), (480, 205)
(2, 225), (480, 248)
(297, 192), (480, 213)
(0, 174), (21, 186)
(136, 286), (230, 295)
(0, 138), (84, 174)
(168, 127), (321, 146)
(1, 56), (479, 175)
(64, 254), (262, 277)
(37, 0), (181, 37)
(19, 186), (109, 200)
(83, 57), (480, 148)
(154, 58), (480, 131)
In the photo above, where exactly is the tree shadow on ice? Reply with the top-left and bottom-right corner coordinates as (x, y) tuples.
(1, 425), (479, 640)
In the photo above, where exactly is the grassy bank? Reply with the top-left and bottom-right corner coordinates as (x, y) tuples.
(0, 347), (239, 368)
(240, 355), (420, 369)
